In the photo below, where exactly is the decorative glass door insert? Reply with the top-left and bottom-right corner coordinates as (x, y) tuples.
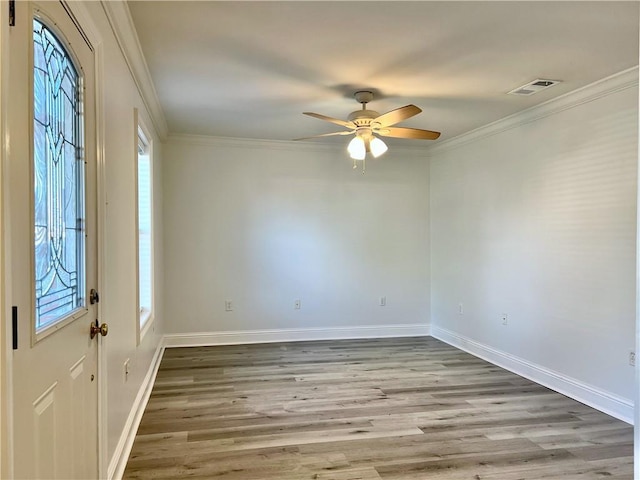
(33, 18), (85, 331)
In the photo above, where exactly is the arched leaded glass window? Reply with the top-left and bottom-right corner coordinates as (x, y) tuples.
(33, 18), (85, 330)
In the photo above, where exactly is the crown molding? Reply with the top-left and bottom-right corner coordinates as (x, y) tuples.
(168, 133), (341, 152)
(101, 1), (169, 141)
(168, 66), (637, 156)
(167, 133), (429, 158)
(427, 66), (639, 155)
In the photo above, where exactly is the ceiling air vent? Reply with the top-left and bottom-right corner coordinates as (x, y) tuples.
(508, 79), (561, 96)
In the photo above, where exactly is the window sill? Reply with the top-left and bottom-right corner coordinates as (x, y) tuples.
(139, 309), (154, 344)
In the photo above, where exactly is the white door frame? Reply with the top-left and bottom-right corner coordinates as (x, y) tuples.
(1, 0), (11, 478)
(636, 10), (640, 477)
(60, 2), (108, 477)
(635, 16), (640, 476)
(0, 1), (108, 477)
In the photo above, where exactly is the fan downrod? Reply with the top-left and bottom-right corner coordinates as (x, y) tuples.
(348, 91), (379, 124)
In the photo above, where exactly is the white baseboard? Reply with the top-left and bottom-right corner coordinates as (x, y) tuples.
(431, 325), (634, 424)
(164, 323), (431, 347)
(107, 322), (630, 479)
(108, 338), (166, 480)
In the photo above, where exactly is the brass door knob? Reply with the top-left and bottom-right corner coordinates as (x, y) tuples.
(90, 320), (108, 339)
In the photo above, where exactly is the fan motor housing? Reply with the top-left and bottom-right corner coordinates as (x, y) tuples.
(348, 109), (380, 125)
(295, 90), (440, 144)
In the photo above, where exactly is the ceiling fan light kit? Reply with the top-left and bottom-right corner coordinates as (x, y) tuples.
(347, 136), (366, 161)
(294, 90), (441, 173)
(369, 137), (388, 157)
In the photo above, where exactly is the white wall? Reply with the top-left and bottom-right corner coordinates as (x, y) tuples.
(429, 72), (638, 417)
(78, 3), (165, 473)
(163, 137), (430, 338)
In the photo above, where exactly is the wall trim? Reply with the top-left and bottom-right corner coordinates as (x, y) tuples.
(167, 132), (429, 157)
(108, 339), (165, 480)
(0, 2), (12, 477)
(431, 325), (634, 425)
(100, 1), (168, 140)
(427, 66), (639, 155)
(164, 324), (431, 348)
(168, 133), (342, 153)
(108, 324), (631, 478)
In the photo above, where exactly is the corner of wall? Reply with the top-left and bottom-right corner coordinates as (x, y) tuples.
(431, 325), (633, 424)
(427, 68), (638, 424)
(101, 0), (168, 140)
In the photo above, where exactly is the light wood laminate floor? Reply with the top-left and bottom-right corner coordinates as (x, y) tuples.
(124, 337), (633, 479)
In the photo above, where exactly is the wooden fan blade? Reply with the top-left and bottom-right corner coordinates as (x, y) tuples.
(372, 105), (422, 128)
(303, 112), (356, 129)
(377, 126), (441, 140)
(293, 131), (353, 141)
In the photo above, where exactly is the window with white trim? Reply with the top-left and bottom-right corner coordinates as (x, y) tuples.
(137, 126), (153, 329)
(33, 18), (86, 332)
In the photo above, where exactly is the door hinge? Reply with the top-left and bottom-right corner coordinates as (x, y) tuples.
(89, 289), (100, 305)
(11, 306), (17, 349)
(8, 0), (15, 27)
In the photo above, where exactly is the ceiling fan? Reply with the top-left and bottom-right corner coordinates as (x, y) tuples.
(294, 91), (441, 170)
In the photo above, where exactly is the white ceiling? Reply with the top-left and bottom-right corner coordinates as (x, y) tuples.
(127, 1), (639, 145)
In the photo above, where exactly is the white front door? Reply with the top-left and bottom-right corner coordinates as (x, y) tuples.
(7, 2), (101, 478)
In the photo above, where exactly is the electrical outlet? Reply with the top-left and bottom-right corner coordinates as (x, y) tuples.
(458, 303), (464, 315)
(379, 296), (386, 306)
(629, 351), (635, 367)
(225, 300), (233, 312)
(124, 359), (130, 381)
(294, 299), (301, 310)
(501, 313), (508, 325)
